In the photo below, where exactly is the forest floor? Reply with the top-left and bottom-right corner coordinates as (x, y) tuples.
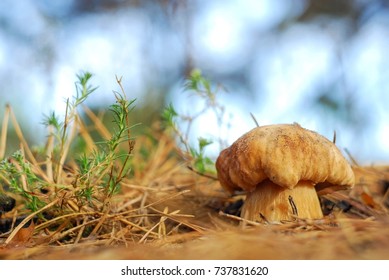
(1, 130), (389, 260)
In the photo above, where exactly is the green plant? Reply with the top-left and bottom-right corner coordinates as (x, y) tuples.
(75, 76), (136, 204)
(162, 69), (225, 176)
(0, 150), (46, 212)
(41, 71), (97, 184)
(0, 72), (136, 216)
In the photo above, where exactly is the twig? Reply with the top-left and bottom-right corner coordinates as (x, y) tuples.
(218, 211), (261, 226)
(5, 198), (60, 244)
(0, 104), (10, 159)
(250, 112), (260, 127)
(187, 165), (218, 180)
(344, 148), (359, 166)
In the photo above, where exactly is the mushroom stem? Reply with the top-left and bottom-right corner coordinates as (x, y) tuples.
(241, 180), (323, 222)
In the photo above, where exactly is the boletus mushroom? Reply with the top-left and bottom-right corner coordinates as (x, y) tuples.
(216, 123), (354, 222)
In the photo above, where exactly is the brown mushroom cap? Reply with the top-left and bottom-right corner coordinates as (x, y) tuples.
(216, 123), (355, 194)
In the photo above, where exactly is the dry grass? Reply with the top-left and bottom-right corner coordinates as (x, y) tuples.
(1, 101), (389, 260)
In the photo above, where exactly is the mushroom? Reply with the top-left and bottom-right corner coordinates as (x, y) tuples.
(216, 123), (355, 222)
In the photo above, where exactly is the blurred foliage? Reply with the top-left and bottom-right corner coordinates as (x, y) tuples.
(1, 0), (387, 162)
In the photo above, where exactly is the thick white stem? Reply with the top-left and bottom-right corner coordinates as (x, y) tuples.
(241, 180), (323, 222)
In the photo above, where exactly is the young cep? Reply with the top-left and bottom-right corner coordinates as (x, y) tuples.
(216, 123), (355, 222)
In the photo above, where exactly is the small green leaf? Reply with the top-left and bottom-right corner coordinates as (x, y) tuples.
(198, 137), (213, 152)
(162, 103), (178, 127)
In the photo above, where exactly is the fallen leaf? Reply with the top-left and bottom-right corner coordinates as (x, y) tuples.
(9, 220), (35, 246)
(360, 192), (380, 209)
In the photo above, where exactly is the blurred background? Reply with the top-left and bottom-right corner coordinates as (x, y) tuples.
(0, 0), (388, 164)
